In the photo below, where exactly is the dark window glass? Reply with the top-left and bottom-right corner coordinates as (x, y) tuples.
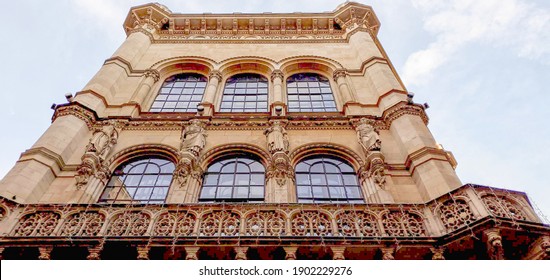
(286, 73), (337, 112)
(220, 74), (268, 113)
(99, 157), (174, 204)
(150, 74), (207, 113)
(200, 155), (265, 202)
(295, 156), (363, 203)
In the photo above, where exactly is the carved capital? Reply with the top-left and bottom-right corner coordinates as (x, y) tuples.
(331, 246), (346, 260)
(430, 247), (445, 260)
(380, 247), (395, 260)
(144, 69), (160, 83)
(185, 246), (200, 260)
(332, 69), (348, 82)
(38, 246), (53, 260)
(283, 246), (298, 260)
(137, 246), (150, 260)
(270, 70), (284, 82)
(234, 247), (248, 260)
(208, 71), (222, 83)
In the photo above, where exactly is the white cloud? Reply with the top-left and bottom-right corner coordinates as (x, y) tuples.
(403, 0), (550, 86)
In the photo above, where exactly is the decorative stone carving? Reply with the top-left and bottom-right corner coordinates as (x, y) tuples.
(106, 212), (150, 236)
(208, 70), (222, 83)
(291, 211), (332, 236)
(245, 211), (286, 236)
(381, 211), (426, 237)
(482, 195), (528, 221)
(61, 212), (105, 237)
(38, 246), (53, 260)
(175, 119), (207, 187)
(431, 247), (445, 260)
(153, 212), (196, 236)
(234, 247), (248, 260)
(381, 247), (395, 260)
(283, 247), (298, 260)
(199, 211), (240, 237)
(270, 70), (284, 82)
(332, 69), (348, 81)
(437, 199), (475, 232)
(484, 229), (504, 260)
(137, 246), (150, 260)
(265, 120), (289, 154)
(355, 118), (381, 153)
(331, 246), (346, 260)
(13, 212), (60, 237)
(336, 211), (379, 237)
(143, 69), (160, 82)
(185, 246), (200, 260)
(87, 244), (103, 260)
(76, 121), (121, 189)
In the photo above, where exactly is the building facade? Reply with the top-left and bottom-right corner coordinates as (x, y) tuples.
(0, 2), (548, 260)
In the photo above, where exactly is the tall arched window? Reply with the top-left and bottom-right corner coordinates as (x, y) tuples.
(287, 73), (337, 112)
(200, 155), (265, 202)
(99, 157), (175, 204)
(220, 74), (268, 113)
(150, 74), (207, 112)
(295, 156), (363, 203)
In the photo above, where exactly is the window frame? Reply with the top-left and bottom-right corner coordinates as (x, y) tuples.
(218, 73), (269, 113)
(149, 73), (207, 113)
(285, 73), (338, 113)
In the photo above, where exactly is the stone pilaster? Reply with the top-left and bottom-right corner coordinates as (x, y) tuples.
(200, 70), (222, 116)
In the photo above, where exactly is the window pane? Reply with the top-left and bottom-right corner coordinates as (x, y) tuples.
(297, 186), (312, 198)
(343, 175), (358, 185)
(250, 174), (264, 185)
(234, 187), (249, 199)
(149, 74), (206, 113)
(200, 187), (216, 199)
(123, 175), (142, 186)
(345, 187), (362, 198)
(204, 174), (218, 186)
(216, 187), (233, 199)
(249, 187), (264, 199)
(329, 187), (346, 199)
(235, 174), (250, 185)
(219, 174), (233, 185)
(221, 73), (268, 113)
(287, 73), (336, 112)
(312, 187), (329, 198)
(326, 174), (342, 185)
(296, 174), (310, 185)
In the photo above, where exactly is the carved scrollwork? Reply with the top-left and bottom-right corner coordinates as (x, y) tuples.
(199, 211), (241, 237)
(437, 199), (475, 232)
(245, 211), (286, 236)
(12, 212), (60, 237)
(106, 212), (150, 236)
(381, 211), (426, 237)
(336, 211), (380, 237)
(291, 211), (332, 236)
(153, 212), (196, 236)
(61, 212), (105, 236)
(143, 69), (160, 82)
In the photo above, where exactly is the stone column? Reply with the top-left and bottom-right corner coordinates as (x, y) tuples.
(130, 69), (160, 115)
(137, 246), (150, 260)
(200, 71), (222, 116)
(185, 246), (200, 260)
(331, 246), (346, 260)
(234, 247), (249, 260)
(430, 247), (445, 260)
(270, 70), (285, 116)
(87, 244), (103, 260)
(333, 70), (354, 105)
(283, 246), (298, 260)
(38, 246), (53, 260)
(484, 228), (504, 260)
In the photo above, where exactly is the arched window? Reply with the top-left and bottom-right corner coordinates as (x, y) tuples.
(200, 155), (265, 202)
(150, 74), (207, 112)
(220, 73), (268, 112)
(295, 156), (363, 203)
(287, 73), (337, 112)
(99, 157), (175, 204)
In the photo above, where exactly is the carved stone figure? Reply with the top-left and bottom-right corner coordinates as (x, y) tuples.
(265, 121), (289, 154)
(355, 118), (381, 153)
(86, 124), (118, 161)
(181, 119), (207, 157)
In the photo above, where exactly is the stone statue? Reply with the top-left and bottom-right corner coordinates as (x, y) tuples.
(265, 121), (289, 154)
(355, 118), (380, 152)
(86, 124), (118, 160)
(181, 119), (207, 157)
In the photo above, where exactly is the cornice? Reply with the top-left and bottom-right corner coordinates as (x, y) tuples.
(123, 2), (380, 43)
(382, 102), (429, 126)
(51, 103), (98, 130)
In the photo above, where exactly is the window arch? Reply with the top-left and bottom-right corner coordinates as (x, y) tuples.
(200, 155), (265, 202)
(295, 156), (363, 203)
(220, 73), (268, 113)
(99, 157), (175, 204)
(150, 73), (207, 112)
(287, 73), (337, 112)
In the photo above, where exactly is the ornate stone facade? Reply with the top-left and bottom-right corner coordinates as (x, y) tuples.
(0, 2), (547, 260)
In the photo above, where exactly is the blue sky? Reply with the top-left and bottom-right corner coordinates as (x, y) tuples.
(0, 0), (548, 218)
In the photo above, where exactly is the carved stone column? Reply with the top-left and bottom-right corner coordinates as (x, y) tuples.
(87, 244), (103, 260)
(38, 246), (53, 260)
(270, 70), (285, 115)
(353, 118), (394, 203)
(200, 70), (222, 116)
(333, 70), (354, 104)
(265, 120), (295, 203)
(185, 246), (200, 260)
(331, 246), (346, 260)
(169, 119), (207, 203)
(484, 228), (504, 260)
(137, 245), (150, 260)
(131, 69), (160, 111)
(283, 246), (298, 260)
(235, 247), (248, 260)
(380, 247), (395, 260)
(431, 247), (445, 260)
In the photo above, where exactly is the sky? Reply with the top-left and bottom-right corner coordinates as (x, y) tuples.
(0, 0), (549, 219)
